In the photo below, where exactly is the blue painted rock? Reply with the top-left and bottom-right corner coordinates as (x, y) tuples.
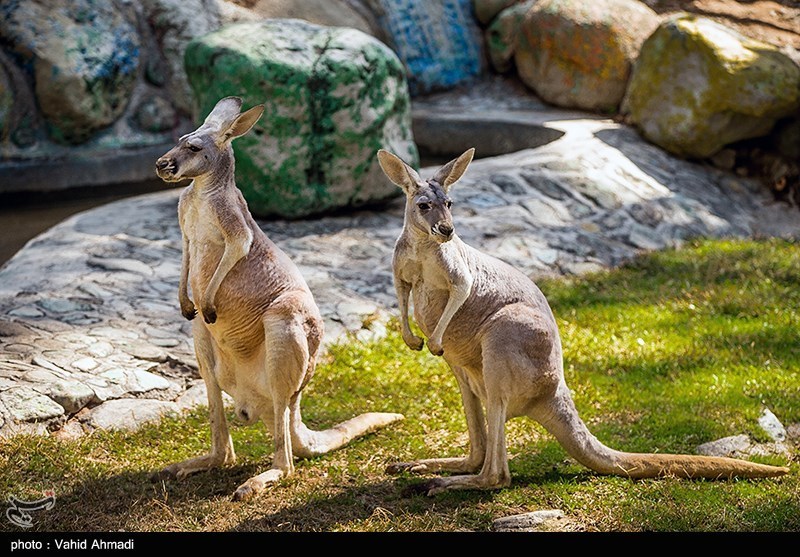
(373, 0), (486, 96)
(0, 0), (140, 144)
(185, 18), (419, 218)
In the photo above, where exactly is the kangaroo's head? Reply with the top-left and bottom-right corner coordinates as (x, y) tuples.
(155, 96), (264, 183)
(377, 148), (474, 243)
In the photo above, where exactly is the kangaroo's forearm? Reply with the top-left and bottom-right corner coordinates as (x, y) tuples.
(205, 233), (252, 304)
(395, 278), (413, 333)
(179, 235), (191, 304)
(431, 278), (471, 341)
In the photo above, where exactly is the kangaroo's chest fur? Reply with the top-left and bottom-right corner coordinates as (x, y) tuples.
(396, 232), (560, 374)
(179, 184), (311, 359)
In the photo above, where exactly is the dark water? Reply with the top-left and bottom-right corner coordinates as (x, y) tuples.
(0, 180), (170, 267)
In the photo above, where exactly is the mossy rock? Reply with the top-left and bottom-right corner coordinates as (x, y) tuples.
(514, 0), (659, 113)
(185, 19), (418, 219)
(622, 13), (800, 159)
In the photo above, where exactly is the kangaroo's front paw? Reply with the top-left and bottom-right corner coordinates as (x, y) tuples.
(428, 339), (444, 356)
(201, 302), (217, 324)
(180, 299), (197, 321)
(402, 332), (424, 351)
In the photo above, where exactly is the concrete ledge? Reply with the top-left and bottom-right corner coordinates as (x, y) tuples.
(0, 144), (174, 194)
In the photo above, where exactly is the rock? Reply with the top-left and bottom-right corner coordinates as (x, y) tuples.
(486, 0), (536, 74)
(175, 381), (208, 411)
(47, 380), (95, 414)
(0, 57), (14, 142)
(758, 407), (786, 442)
(515, 0), (659, 113)
(87, 257), (154, 276)
(134, 96), (177, 133)
(140, 0), (222, 116)
(696, 433), (752, 457)
(242, 0), (380, 38)
(474, 0), (520, 25)
(37, 298), (92, 314)
(492, 509), (566, 531)
(0, 387), (64, 422)
(621, 13), (800, 158)
(373, 0), (486, 95)
(83, 398), (179, 431)
(100, 368), (171, 394)
(186, 19), (418, 218)
(0, 0), (140, 144)
(71, 357), (98, 372)
(8, 306), (44, 318)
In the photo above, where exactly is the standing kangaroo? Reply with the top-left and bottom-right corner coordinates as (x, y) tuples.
(153, 96), (403, 501)
(377, 147), (789, 495)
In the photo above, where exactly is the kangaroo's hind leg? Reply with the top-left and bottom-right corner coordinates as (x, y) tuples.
(387, 364), (487, 476)
(232, 298), (313, 501)
(154, 321), (235, 480)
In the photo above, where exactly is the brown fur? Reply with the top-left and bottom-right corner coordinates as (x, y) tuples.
(153, 97), (403, 501)
(377, 147), (789, 495)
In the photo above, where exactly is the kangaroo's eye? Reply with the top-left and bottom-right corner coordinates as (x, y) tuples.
(445, 200), (453, 209)
(188, 144), (202, 152)
(418, 202), (431, 211)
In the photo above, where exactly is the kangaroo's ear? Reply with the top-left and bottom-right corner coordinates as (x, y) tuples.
(204, 96), (243, 131)
(220, 104), (265, 143)
(431, 148), (475, 191)
(377, 149), (422, 193)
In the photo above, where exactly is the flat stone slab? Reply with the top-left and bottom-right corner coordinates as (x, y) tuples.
(82, 398), (179, 432)
(2, 84), (800, 435)
(493, 510), (572, 532)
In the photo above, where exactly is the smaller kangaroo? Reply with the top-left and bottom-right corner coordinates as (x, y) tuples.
(153, 96), (403, 501)
(377, 147), (789, 495)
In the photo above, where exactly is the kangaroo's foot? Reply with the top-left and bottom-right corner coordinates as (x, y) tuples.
(152, 450), (235, 482)
(404, 472), (511, 497)
(232, 468), (286, 502)
(387, 456), (482, 476)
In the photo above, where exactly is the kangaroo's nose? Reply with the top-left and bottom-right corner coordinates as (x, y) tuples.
(438, 223), (454, 237)
(155, 158), (171, 170)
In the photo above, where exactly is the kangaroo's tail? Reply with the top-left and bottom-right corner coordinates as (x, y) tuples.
(291, 411), (404, 459)
(534, 384), (789, 479)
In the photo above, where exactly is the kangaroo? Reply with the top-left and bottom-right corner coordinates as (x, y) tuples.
(153, 96), (403, 501)
(376, 147), (789, 495)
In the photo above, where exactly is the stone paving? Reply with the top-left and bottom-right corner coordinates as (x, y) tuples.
(2, 89), (800, 438)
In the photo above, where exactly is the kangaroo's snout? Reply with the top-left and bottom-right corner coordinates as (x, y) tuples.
(155, 156), (180, 181)
(433, 222), (454, 241)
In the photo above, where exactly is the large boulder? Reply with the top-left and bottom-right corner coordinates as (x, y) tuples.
(0, 0), (140, 144)
(515, 0), (660, 113)
(486, 0), (536, 74)
(474, 0), (520, 25)
(239, 0), (381, 38)
(140, 0), (223, 116)
(622, 13), (800, 159)
(185, 19), (418, 218)
(372, 0), (486, 95)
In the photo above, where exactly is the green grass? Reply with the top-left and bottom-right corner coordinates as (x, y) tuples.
(1, 238), (798, 532)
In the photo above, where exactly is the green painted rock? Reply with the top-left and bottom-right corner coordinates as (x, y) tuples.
(185, 19), (418, 218)
(0, 0), (140, 144)
(622, 13), (800, 159)
(515, 0), (659, 113)
(486, 0), (536, 74)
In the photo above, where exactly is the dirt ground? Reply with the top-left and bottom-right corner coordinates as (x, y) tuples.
(643, 0), (800, 50)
